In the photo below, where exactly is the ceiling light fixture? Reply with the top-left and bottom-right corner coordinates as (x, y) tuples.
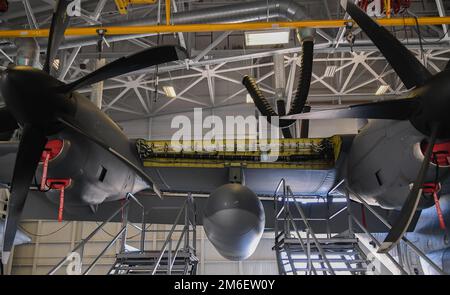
(375, 85), (389, 95)
(324, 65), (337, 77)
(244, 29), (290, 46)
(246, 94), (253, 103)
(163, 86), (177, 98)
(52, 58), (60, 70)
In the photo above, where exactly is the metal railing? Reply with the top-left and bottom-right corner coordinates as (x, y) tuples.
(150, 193), (197, 275)
(273, 178), (337, 275)
(47, 192), (145, 275)
(335, 180), (447, 275)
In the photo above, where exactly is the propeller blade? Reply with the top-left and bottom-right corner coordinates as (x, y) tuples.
(60, 45), (188, 93)
(341, 0), (432, 89)
(56, 117), (162, 199)
(2, 125), (47, 263)
(283, 98), (420, 121)
(0, 107), (18, 133)
(43, 0), (72, 74)
(378, 124), (440, 253)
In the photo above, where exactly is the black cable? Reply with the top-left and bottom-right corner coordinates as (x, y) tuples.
(402, 11), (410, 44)
(96, 222), (152, 239)
(18, 221), (72, 237)
(411, 14), (425, 61)
(407, 9), (449, 44)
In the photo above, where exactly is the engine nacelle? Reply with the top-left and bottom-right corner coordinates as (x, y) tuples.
(203, 183), (265, 261)
(346, 120), (449, 210)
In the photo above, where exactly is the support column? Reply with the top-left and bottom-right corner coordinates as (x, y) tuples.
(273, 54), (286, 104)
(91, 58), (106, 109)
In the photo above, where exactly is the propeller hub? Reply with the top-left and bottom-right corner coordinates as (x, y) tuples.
(0, 66), (68, 129)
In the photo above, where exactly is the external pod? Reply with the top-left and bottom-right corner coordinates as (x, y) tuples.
(203, 183), (265, 261)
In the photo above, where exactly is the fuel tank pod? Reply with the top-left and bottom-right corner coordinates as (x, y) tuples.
(203, 183), (265, 261)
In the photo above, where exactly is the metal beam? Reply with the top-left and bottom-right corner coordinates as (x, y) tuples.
(141, 75), (208, 113)
(205, 65), (215, 105)
(58, 0), (106, 81)
(192, 31), (232, 63)
(0, 49), (14, 63)
(435, 0), (449, 40)
(171, 0), (187, 48)
(3, 17), (450, 38)
(23, 0), (39, 29)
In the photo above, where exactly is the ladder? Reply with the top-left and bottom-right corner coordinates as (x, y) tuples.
(110, 194), (198, 275)
(273, 179), (368, 275)
(47, 192), (199, 275)
(273, 178), (448, 275)
(277, 235), (368, 275)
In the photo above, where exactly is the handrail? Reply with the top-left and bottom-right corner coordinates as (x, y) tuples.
(151, 198), (189, 275)
(170, 226), (188, 271)
(286, 186), (336, 275)
(273, 178), (286, 198)
(273, 178), (335, 275)
(83, 227), (126, 275)
(48, 193), (145, 275)
(349, 188), (446, 275)
(273, 175), (448, 275)
(125, 192), (146, 253)
(350, 214), (408, 275)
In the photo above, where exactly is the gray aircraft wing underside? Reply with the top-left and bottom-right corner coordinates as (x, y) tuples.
(19, 190), (392, 233)
(143, 167), (338, 197)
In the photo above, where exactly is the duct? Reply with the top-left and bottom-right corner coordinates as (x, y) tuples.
(28, 0), (315, 51)
(14, 38), (39, 67)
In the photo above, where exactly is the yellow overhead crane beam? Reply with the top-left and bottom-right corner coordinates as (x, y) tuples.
(1, 17), (450, 38)
(114, 0), (157, 15)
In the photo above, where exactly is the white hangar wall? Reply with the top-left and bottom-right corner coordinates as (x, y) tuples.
(7, 220), (277, 275)
(119, 106), (359, 140)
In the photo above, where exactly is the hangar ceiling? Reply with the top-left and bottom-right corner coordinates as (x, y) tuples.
(0, 0), (449, 122)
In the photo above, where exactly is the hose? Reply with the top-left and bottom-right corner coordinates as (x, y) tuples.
(241, 35), (315, 137)
(288, 40), (314, 116)
(242, 75), (277, 118)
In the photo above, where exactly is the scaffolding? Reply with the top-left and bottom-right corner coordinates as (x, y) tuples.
(273, 179), (368, 275)
(47, 193), (198, 275)
(273, 179), (448, 275)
